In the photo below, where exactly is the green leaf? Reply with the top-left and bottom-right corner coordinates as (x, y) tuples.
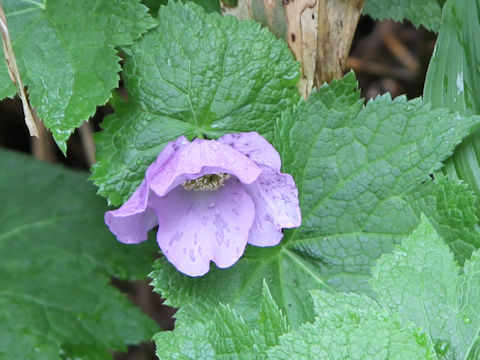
(424, 0), (480, 215)
(372, 215), (480, 359)
(404, 176), (480, 264)
(363, 0), (442, 31)
(153, 282), (288, 359)
(0, 149), (158, 359)
(151, 73), (480, 329)
(142, 0), (221, 14)
(268, 291), (433, 359)
(0, 0), (155, 153)
(91, 1), (300, 206)
(154, 322), (214, 360)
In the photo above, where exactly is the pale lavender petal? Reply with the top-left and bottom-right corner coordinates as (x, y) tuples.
(104, 180), (157, 244)
(146, 138), (261, 197)
(244, 170), (301, 246)
(151, 178), (255, 276)
(146, 136), (189, 174)
(218, 132), (281, 170)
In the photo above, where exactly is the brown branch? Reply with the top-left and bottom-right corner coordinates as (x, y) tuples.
(0, 5), (38, 137)
(31, 111), (56, 162)
(79, 121), (96, 167)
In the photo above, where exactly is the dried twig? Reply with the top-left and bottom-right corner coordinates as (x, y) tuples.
(346, 56), (416, 82)
(0, 5), (38, 137)
(31, 110), (56, 162)
(378, 22), (420, 74)
(79, 121), (96, 167)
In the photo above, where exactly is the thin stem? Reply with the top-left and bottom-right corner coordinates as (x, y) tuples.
(22, 0), (45, 10)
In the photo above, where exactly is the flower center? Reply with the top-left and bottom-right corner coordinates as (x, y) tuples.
(183, 173), (231, 191)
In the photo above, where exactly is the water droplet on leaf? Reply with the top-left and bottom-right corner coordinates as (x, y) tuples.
(434, 339), (450, 355)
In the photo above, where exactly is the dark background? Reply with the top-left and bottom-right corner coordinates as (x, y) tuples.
(0, 15), (436, 360)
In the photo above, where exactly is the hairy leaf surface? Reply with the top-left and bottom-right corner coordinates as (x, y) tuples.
(91, 1), (300, 205)
(268, 291), (433, 359)
(372, 215), (480, 359)
(154, 283), (288, 359)
(151, 73), (480, 328)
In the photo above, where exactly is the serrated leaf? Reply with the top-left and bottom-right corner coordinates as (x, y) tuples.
(150, 72), (480, 329)
(91, 1), (300, 206)
(372, 215), (480, 359)
(0, 0), (155, 152)
(363, 0), (442, 32)
(154, 282), (287, 359)
(0, 149), (158, 359)
(258, 280), (289, 348)
(424, 0), (480, 215)
(142, 0), (221, 14)
(154, 322), (214, 360)
(268, 291), (433, 360)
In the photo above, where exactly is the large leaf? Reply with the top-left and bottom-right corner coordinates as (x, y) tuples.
(0, 0), (155, 152)
(363, 0), (442, 32)
(150, 73), (480, 329)
(91, 1), (300, 206)
(141, 0), (221, 14)
(154, 283), (288, 359)
(156, 216), (480, 359)
(372, 215), (480, 359)
(0, 149), (158, 360)
(424, 0), (480, 214)
(270, 215), (480, 359)
(268, 291), (433, 359)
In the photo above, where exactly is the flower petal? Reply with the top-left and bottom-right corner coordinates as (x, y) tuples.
(218, 132), (281, 170)
(244, 170), (302, 246)
(104, 180), (157, 244)
(151, 178), (255, 276)
(146, 138), (261, 197)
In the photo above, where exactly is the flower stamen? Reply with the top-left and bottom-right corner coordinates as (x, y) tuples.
(183, 173), (231, 191)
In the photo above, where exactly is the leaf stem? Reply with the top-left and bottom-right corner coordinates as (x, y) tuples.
(22, 0), (45, 10)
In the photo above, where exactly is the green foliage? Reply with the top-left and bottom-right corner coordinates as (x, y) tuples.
(424, 0), (480, 215)
(157, 217), (480, 359)
(271, 216), (480, 359)
(372, 215), (480, 359)
(91, 1), (300, 205)
(154, 282), (288, 359)
(0, 149), (158, 360)
(142, 0), (221, 14)
(363, 0), (442, 32)
(0, 0), (155, 153)
(150, 73), (480, 330)
(269, 291), (433, 359)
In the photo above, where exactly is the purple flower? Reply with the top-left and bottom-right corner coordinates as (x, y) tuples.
(105, 132), (301, 276)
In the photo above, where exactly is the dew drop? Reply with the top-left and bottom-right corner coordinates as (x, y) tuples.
(208, 202), (216, 208)
(434, 339), (450, 355)
(463, 315), (472, 324)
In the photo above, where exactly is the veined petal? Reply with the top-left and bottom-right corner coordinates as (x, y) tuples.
(151, 178), (255, 276)
(104, 180), (157, 244)
(244, 170), (301, 246)
(145, 138), (261, 197)
(218, 132), (281, 170)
